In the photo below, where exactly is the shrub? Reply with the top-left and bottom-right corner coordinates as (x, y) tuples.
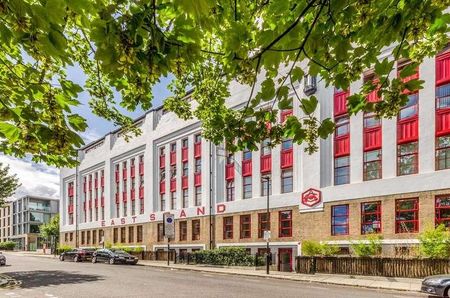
(192, 247), (258, 266)
(302, 240), (340, 256)
(351, 235), (382, 257)
(419, 224), (450, 259)
(0, 241), (16, 250)
(320, 243), (340, 256)
(56, 244), (72, 254)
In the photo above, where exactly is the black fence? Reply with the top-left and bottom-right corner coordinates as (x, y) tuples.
(296, 256), (450, 278)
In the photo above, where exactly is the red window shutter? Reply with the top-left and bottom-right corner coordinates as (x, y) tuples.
(122, 169), (127, 180)
(160, 181), (166, 194)
(101, 176), (104, 187)
(182, 176), (188, 189)
(139, 163), (144, 175)
(334, 90), (349, 116)
(68, 187), (73, 197)
(101, 197), (105, 207)
(194, 142), (202, 158)
(131, 189), (136, 201)
(170, 179), (176, 192)
(181, 147), (188, 161)
(364, 127), (382, 151)
(280, 149), (293, 169)
(122, 192), (127, 203)
(281, 109), (293, 123)
(115, 171), (119, 183)
(242, 159), (252, 176)
(194, 172), (202, 186)
(68, 204), (74, 214)
(436, 109), (450, 136)
(159, 155), (165, 168)
(436, 52), (450, 86)
(88, 180), (92, 190)
(225, 164), (235, 180)
(139, 187), (144, 199)
(170, 151), (176, 165)
(334, 136), (350, 157)
(397, 118), (418, 143)
(260, 154), (272, 173)
(130, 165), (135, 178)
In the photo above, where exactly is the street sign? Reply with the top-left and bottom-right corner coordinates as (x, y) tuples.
(163, 212), (175, 240)
(263, 230), (271, 241)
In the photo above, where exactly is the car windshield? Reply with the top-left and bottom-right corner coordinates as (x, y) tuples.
(113, 250), (127, 254)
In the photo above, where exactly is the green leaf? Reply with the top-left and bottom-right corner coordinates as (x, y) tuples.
(404, 79), (424, 92)
(0, 123), (20, 142)
(291, 67), (304, 82)
(318, 118), (335, 139)
(399, 63), (418, 78)
(375, 58), (394, 76)
(300, 96), (318, 115)
(68, 114), (88, 132)
(260, 78), (275, 101)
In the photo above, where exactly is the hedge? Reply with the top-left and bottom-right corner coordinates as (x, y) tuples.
(192, 247), (264, 266)
(0, 241), (15, 250)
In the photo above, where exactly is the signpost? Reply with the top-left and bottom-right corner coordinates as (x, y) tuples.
(163, 213), (175, 266)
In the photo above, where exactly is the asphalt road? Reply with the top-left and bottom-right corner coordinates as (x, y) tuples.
(0, 253), (425, 298)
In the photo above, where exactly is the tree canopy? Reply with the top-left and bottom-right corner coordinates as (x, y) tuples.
(0, 0), (449, 167)
(0, 162), (20, 205)
(40, 214), (60, 239)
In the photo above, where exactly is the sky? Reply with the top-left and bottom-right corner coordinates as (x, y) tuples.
(1, 66), (172, 200)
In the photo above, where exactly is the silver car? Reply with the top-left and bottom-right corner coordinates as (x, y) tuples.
(422, 275), (450, 297)
(0, 252), (6, 266)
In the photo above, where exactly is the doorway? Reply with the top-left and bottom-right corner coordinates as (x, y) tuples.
(278, 248), (293, 272)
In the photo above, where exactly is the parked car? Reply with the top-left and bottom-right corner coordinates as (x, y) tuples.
(59, 248), (95, 262)
(422, 275), (450, 297)
(0, 252), (5, 266)
(92, 249), (138, 265)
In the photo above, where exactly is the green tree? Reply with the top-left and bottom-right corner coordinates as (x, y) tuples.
(0, 1), (449, 167)
(419, 224), (450, 259)
(0, 162), (20, 206)
(40, 214), (60, 241)
(351, 234), (383, 257)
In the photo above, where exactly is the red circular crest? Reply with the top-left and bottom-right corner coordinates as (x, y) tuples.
(301, 188), (322, 207)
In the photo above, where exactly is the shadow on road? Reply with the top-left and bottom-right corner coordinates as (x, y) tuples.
(5, 270), (103, 288)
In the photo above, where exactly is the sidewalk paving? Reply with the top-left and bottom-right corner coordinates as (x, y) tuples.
(6, 251), (422, 293)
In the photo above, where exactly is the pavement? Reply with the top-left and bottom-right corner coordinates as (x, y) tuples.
(4, 251), (423, 293)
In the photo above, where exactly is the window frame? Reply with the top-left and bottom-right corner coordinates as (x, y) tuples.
(239, 215), (251, 239)
(258, 213), (270, 238)
(226, 180), (235, 202)
(436, 135), (450, 170)
(278, 210), (292, 238)
(361, 201), (382, 234)
(243, 176), (252, 199)
(179, 221), (187, 241)
(436, 195), (450, 227)
(281, 169), (293, 193)
(334, 156), (350, 185)
(223, 216), (233, 239)
(363, 149), (382, 181)
(331, 205), (349, 236)
(397, 141), (419, 176)
(395, 198), (419, 233)
(192, 219), (201, 241)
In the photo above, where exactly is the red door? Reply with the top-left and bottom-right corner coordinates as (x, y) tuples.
(278, 248), (293, 272)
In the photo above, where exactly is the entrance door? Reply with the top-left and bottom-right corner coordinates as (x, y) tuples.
(278, 248), (293, 272)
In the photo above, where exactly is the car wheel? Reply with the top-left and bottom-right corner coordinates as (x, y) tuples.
(92, 257), (97, 264)
(444, 286), (450, 298)
(73, 255), (79, 262)
(59, 255), (64, 261)
(109, 258), (115, 265)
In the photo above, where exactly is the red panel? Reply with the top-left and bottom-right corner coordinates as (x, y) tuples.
(131, 189), (136, 201)
(101, 197), (105, 207)
(170, 178), (176, 192)
(182, 175), (188, 189)
(366, 79), (381, 103)
(437, 109), (450, 136)
(123, 169), (128, 180)
(88, 180), (92, 191)
(334, 90), (349, 116)
(242, 159), (252, 177)
(436, 52), (450, 86)
(194, 142), (202, 158)
(225, 164), (235, 180)
(94, 179), (98, 189)
(170, 151), (176, 165)
(122, 192), (127, 203)
(334, 136), (350, 157)
(181, 147), (188, 161)
(160, 181), (166, 194)
(139, 187), (144, 199)
(101, 176), (104, 187)
(95, 199), (98, 208)
(89, 200), (92, 209)
(260, 154), (272, 173)
(397, 117), (418, 143)
(281, 109), (293, 123)
(194, 172), (202, 186)
(115, 193), (120, 204)
(281, 149), (293, 169)
(115, 171), (119, 182)
(159, 155), (165, 168)
(401, 71), (419, 84)
(364, 127), (382, 151)
(139, 163), (144, 176)
(68, 204), (74, 214)
(68, 187), (74, 197)
(130, 165), (135, 178)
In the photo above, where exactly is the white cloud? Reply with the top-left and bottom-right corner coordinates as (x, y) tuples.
(0, 155), (59, 200)
(81, 128), (103, 144)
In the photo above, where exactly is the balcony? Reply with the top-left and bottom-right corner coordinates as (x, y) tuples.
(139, 163), (144, 176)
(159, 180), (166, 194)
(159, 155), (165, 168)
(170, 178), (176, 192)
(260, 154), (272, 173)
(225, 164), (234, 180)
(280, 149), (293, 169)
(68, 204), (74, 214)
(182, 175), (188, 189)
(397, 117), (418, 144)
(194, 142), (201, 158)
(170, 151), (176, 165)
(131, 189), (136, 201)
(130, 165), (135, 178)
(181, 147), (188, 161)
(242, 159), (252, 176)
(194, 172), (202, 186)
(139, 187), (144, 199)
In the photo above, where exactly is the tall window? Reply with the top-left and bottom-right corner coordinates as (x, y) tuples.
(120, 227), (126, 243)
(137, 225), (143, 242)
(331, 205), (349, 236)
(240, 215), (251, 239)
(113, 228), (118, 243)
(243, 149), (252, 160)
(334, 156), (350, 185)
(243, 176), (252, 199)
(261, 176), (272, 196)
(182, 162), (188, 176)
(436, 135), (450, 170)
(170, 192), (176, 210)
(194, 186), (201, 206)
(395, 198), (419, 233)
(195, 158), (201, 173)
(179, 221), (187, 241)
(128, 226), (134, 243)
(182, 189), (188, 208)
(278, 210), (292, 237)
(192, 219), (200, 241)
(194, 134), (202, 143)
(361, 201), (381, 234)
(397, 142), (418, 175)
(282, 139), (293, 150)
(261, 138), (271, 156)
(399, 93), (418, 120)
(363, 150), (382, 181)
(223, 216), (233, 239)
(157, 223), (164, 241)
(160, 193), (166, 211)
(281, 169), (293, 193)
(258, 213), (270, 238)
(436, 195), (450, 227)
(182, 138), (188, 148)
(226, 180), (235, 202)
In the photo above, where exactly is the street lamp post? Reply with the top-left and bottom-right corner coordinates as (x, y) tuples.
(262, 176), (270, 275)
